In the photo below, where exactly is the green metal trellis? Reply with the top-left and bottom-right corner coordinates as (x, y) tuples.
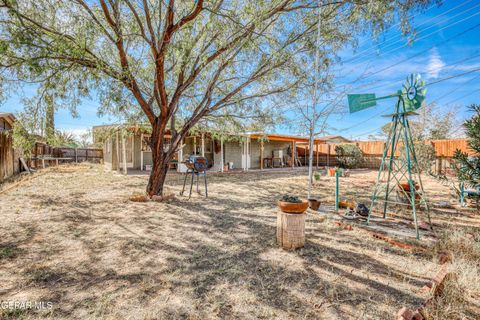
(348, 74), (432, 240)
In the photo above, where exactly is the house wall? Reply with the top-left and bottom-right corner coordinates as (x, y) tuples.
(133, 133), (142, 169)
(224, 140), (243, 169)
(251, 140), (291, 168)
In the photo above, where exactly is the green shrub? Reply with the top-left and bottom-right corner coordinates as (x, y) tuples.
(335, 144), (364, 169)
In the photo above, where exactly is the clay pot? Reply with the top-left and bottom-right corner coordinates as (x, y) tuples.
(328, 168), (336, 177)
(278, 200), (309, 214)
(308, 198), (321, 211)
(399, 182), (419, 192)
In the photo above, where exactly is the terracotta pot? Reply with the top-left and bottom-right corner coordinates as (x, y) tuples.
(399, 182), (419, 192)
(328, 168), (336, 177)
(277, 200), (309, 214)
(308, 198), (321, 211)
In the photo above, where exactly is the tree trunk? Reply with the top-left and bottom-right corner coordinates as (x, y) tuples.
(146, 119), (176, 197)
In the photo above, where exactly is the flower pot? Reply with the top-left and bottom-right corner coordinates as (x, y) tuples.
(399, 182), (419, 192)
(308, 198), (321, 211)
(223, 165), (229, 172)
(277, 200), (309, 214)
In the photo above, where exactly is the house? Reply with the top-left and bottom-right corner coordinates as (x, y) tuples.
(92, 125), (329, 174)
(317, 135), (351, 144)
(0, 113), (20, 182)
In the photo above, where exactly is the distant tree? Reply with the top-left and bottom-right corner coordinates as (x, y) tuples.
(335, 144), (364, 169)
(454, 104), (480, 187)
(378, 103), (458, 141)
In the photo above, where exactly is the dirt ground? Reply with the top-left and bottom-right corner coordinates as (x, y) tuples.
(0, 164), (479, 319)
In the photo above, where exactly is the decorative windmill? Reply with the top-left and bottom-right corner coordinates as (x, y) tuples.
(348, 74), (432, 240)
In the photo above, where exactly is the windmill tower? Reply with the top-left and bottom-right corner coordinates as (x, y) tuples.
(348, 74), (432, 240)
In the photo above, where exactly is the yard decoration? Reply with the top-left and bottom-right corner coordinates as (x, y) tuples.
(277, 194), (309, 214)
(308, 198), (321, 211)
(277, 194), (307, 249)
(347, 73), (432, 239)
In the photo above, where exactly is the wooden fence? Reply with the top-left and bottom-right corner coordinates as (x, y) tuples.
(30, 142), (103, 168)
(296, 139), (473, 174)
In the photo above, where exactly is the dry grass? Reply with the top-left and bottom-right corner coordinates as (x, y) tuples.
(423, 228), (480, 319)
(0, 164), (478, 319)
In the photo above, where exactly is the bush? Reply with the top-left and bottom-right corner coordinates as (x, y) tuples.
(335, 144), (364, 169)
(413, 143), (436, 173)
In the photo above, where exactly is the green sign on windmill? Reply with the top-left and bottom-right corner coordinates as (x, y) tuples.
(346, 73), (431, 240)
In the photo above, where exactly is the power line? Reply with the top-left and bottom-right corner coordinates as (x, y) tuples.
(345, 2), (480, 65)
(347, 22), (480, 85)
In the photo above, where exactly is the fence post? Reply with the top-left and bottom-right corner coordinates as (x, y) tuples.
(74, 148), (78, 163)
(86, 149), (89, 162)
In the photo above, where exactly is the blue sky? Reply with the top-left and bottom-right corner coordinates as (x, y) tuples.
(298, 0), (480, 140)
(1, 0), (479, 140)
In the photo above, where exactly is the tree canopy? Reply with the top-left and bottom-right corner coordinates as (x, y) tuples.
(0, 0), (434, 196)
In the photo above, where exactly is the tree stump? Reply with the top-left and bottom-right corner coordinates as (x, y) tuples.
(277, 212), (306, 249)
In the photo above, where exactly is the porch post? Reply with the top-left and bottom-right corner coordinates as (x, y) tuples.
(220, 137), (224, 172)
(316, 143), (319, 169)
(122, 133), (127, 175)
(116, 131), (120, 173)
(260, 140), (264, 170)
(140, 133), (144, 171)
(177, 138), (183, 172)
(327, 144), (330, 167)
(291, 141), (295, 168)
(201, 133), (205, 157)
(193, 136), (197, 155)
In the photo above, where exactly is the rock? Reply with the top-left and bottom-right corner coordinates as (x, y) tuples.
(151, 195), (163, 202)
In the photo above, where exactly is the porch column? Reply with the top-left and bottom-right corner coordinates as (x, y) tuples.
(316, 143), (319, 169)
(177, 138), (184, 172)
(220, 137), (224, 172)
(201, 133), (205, 157)
(260, 140), (264, 170)
(140, 133), (144, 171)
(291, 141), (295, 168)
(327, 144), (330, 167)
(193, 136), (197, 155)
(116, 131), (120, 173)
(122, 134), (127, 175)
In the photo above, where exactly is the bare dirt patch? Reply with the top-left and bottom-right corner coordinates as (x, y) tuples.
(0, 164), (478, 319)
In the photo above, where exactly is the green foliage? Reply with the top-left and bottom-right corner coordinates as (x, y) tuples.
(335, 144), (364, 169)
(454, 104), (480, 187)
(281, 194), (302, 203)
(412, 143), (436, 173)
(11, 118), (36, 158)
(49, 130), (78, 148)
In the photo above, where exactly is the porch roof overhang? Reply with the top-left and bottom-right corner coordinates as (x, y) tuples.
(249, 133), (326, 144)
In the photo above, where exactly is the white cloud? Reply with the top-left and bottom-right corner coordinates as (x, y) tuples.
(426, 47), (445, 79)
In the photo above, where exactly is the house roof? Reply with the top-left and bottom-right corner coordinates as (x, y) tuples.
(0, 112), (16, 126)
(316, 135), (351, 142)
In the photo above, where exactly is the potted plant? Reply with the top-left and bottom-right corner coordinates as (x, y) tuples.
(308, 198), (321, 210)
(313, 171), (321, 181)
(278, 194), (309, 214)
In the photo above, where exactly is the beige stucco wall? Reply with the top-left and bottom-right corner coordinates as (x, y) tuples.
(224, 140), (243, 169)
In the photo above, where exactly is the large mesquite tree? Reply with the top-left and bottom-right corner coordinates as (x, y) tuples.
(0, 0), (432, 197)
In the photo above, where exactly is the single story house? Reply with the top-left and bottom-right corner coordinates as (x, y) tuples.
(0, 113), (20, 182)
(92, 125), (331, 174)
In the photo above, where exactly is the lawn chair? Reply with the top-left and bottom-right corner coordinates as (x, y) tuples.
(180, 155), (208, 199)
(460, 182), (480, 208)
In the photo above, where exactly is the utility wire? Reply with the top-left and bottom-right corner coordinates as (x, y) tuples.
(342, 1), (471, 64)
(345, 3), (480, 65)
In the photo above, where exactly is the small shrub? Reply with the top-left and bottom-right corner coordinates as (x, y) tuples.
(280, 194), (302, 203)
(0, 244), (18, 259)
(335, 144), (364, 169)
